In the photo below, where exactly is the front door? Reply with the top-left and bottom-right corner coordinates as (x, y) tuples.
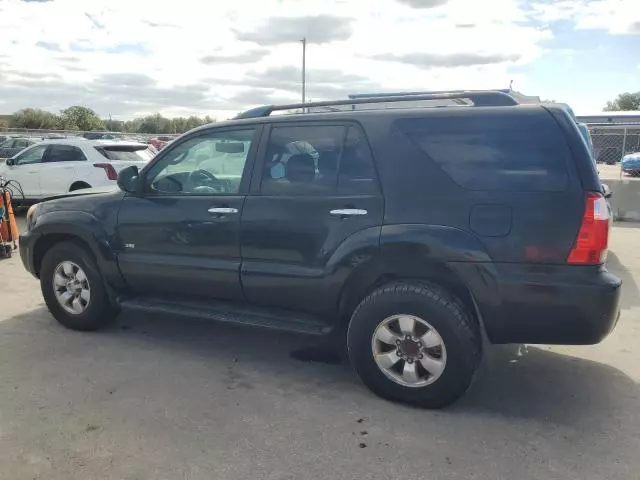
(117, 126), (260, 301)
(5, 144), (48, 199)
(240, 123), (384, 318)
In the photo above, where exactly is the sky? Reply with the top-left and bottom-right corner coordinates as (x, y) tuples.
(0, 0), (638, 120)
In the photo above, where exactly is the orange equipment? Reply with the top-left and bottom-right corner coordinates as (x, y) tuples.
(0, 187), (20, 258)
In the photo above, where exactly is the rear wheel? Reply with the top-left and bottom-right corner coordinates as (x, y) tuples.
(40, 241), (117, 331)
(347, 282), (481, 408)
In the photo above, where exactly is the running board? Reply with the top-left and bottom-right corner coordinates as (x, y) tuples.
(119, 296), (331, 336)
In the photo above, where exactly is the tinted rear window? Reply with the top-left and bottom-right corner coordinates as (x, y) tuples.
(396, 111), (570, 192)
(96, 145), (154, 162)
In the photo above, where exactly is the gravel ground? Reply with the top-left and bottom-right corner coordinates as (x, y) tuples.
(0, 215), (639, 480)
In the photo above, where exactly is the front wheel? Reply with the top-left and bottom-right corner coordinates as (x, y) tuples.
(40, 241), (117, 331)
(347, 282), (481, 408)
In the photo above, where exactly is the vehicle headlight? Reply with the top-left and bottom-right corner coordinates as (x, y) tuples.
(25, 203), (39, 231)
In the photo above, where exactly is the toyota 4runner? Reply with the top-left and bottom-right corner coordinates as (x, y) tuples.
(19, 91), (621, 408)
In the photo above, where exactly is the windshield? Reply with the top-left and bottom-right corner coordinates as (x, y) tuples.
(95, 145), (155, 162)
(160, 134), (252, 177)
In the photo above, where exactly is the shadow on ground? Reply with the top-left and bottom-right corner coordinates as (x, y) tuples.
(456, 344), (639, 428)
(4, 306), (638, 431)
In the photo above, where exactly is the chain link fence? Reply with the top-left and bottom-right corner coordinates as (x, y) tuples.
(588, 125), (640, 165)
(3, 124), (640, 165)
(0, 127), (178, 142)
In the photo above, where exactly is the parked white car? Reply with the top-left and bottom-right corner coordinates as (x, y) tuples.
(0, 138), (155, 203)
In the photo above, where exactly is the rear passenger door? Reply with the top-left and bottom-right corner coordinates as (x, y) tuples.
(39, 144), (87, 196)
(240, 122), (383, 318)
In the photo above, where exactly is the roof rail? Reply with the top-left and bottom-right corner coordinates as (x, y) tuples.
(349, 89), (542, 104)
(234, 90), (519, 119)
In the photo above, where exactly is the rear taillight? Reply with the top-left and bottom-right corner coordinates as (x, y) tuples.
(567, 192), (610, 265)
(93, 163), (118, 180)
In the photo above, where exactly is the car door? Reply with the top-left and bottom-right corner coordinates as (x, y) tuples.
(240, 122), (384, 318)
(116, 126), (260, 301)
(38, 144), (87, 197)
(4, 144), (48, 199)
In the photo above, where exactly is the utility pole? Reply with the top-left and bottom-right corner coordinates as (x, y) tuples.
(301, 37), (307, 111)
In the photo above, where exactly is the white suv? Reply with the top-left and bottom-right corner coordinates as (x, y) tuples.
(0, 138), (155, 203)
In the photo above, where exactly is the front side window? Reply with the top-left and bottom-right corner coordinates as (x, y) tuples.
(15, 145), (47, 165)
(45, 145), (87, 162)
(146, 129), (255, 195)
(260, 124), (377, 196)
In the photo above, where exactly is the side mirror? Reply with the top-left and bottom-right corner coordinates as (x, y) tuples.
(5, 158), (14, 166)
(117, 165), (141, 193)
(602, 183), (612, 199)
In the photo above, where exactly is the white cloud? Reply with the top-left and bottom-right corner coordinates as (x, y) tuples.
(0, 0), (553, 119)
(530, 0), (640, 35)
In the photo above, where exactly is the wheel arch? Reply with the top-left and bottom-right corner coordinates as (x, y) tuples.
(30, 210), (122, 288)
(337, 225), (496, 340)
(339, 257), (484, 332)
(69, 181), (92, 192)
(33, 233), (95, 278)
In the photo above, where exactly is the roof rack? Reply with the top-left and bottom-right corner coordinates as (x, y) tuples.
(348, 89), (542, 104)
(234, 90), (519, 119)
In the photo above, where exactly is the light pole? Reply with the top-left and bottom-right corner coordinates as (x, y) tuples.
(301, 37), (307, 110)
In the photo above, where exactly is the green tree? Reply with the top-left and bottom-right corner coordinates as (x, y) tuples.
(604, 92), (640, 111)
(104, 119), (124, 132)
(59, 106), (105, 131)
(136, 114), (169, 134)
(8, 106), (214, 134)
(10, 108), (60, 129)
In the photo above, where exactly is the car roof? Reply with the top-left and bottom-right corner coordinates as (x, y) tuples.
(94, 139), (148, 147)
(33, 138), (148, 148)
(188, 103), (554, 136)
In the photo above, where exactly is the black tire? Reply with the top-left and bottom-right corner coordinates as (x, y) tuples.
(40, 241), (117, 331)
(347, 282), (481, 408)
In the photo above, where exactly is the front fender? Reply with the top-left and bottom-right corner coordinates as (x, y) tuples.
(31, 210), (123, 286)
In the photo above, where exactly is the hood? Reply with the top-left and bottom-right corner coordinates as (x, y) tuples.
(43, 185), (119, 202)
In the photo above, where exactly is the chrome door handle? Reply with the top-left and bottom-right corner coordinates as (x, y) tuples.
(330, 208), (368, 216)
(208, 207), (238, 214)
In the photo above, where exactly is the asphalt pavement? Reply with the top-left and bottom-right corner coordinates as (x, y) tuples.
(0, 214), (638, 480)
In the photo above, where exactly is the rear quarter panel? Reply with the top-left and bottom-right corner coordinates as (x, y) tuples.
(361, 107), (584, 264)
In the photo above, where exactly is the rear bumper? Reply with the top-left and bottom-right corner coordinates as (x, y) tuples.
(460, 263), (621, 345)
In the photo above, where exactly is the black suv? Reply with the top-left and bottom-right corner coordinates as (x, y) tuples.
(19, 92), (621, 408)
